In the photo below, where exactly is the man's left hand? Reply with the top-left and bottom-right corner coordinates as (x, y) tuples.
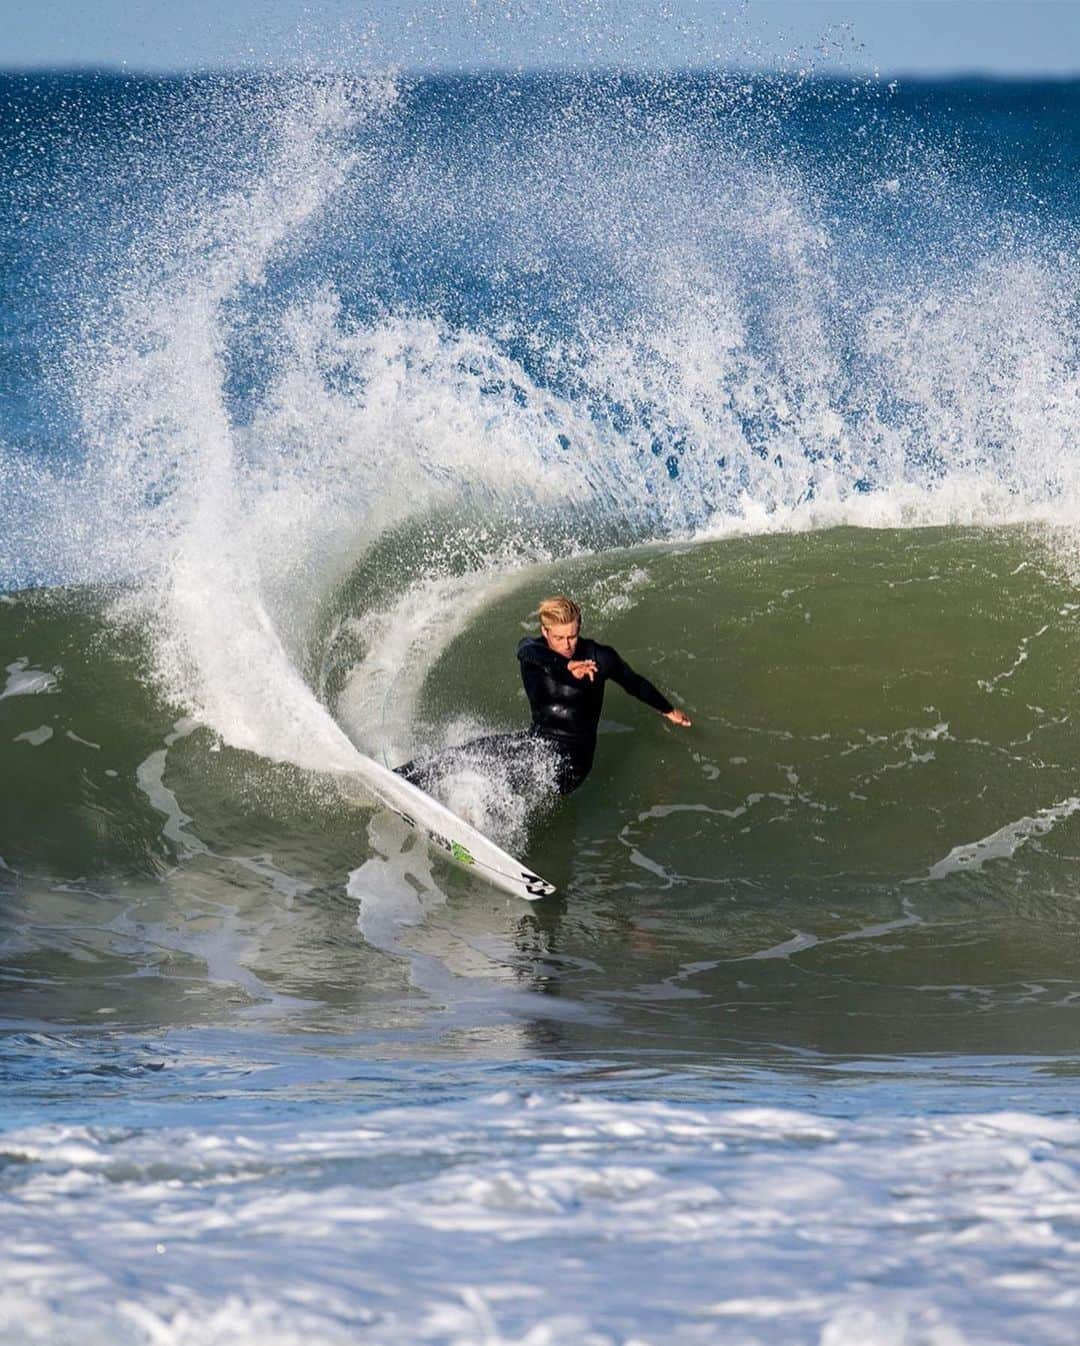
(665, 708), (692, 727)
(568, 659), (598, 681)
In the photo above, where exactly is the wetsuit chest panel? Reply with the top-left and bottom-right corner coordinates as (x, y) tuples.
(519, 637), (606, 741)
(517, 635), (673, 750)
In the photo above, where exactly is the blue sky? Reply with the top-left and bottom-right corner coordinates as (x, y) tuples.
(6, 1), (1080, 76)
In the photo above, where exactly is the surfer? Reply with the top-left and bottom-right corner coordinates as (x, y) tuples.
(395, 595), (691, 797)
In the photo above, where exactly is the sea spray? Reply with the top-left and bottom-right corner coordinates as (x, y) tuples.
(74, 77), (396, 771)
(1, 75), (1075, 780)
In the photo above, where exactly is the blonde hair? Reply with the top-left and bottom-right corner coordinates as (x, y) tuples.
(538, 595), (581, 629)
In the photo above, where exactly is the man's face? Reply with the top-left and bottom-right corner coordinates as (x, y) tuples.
(542, 621), (580, 658)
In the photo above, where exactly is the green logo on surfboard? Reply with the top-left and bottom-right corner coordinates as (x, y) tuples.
(450, 841), (475, 865)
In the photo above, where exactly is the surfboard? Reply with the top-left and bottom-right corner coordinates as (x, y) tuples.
(349, 752), (557, 901)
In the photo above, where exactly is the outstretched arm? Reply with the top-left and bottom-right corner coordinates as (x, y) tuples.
(604, 648), (692, 726)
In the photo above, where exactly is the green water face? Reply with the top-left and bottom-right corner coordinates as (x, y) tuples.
(0, 589), (390, 1030)
(4, 527), (1080, 1058)
(417, 525), (1080, 1056)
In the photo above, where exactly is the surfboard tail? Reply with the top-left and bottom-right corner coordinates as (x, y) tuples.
(347, 752), (558, 901)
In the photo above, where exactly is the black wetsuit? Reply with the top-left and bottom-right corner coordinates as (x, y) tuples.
(395, 636), (674, 796)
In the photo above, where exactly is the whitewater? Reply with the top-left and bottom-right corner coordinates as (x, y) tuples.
(3, 65), (1080, 1344)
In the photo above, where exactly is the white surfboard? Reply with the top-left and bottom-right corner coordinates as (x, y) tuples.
(349, 752), (556, 901)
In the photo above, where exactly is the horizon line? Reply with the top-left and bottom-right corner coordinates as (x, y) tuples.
(3, 61), (1080, 84)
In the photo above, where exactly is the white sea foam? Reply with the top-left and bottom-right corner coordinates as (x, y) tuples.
(1, 659), (59, 700)
(4, 1085), (1080, 1345)
(913, 795), (1080, 882)
(13, 725), (53, 747)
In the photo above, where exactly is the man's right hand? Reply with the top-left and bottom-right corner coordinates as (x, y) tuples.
(568, 659), (598, 682)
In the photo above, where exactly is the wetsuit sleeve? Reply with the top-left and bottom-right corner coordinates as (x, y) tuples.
(517, 636), (565, 671)
(601, 645), (674, 714)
